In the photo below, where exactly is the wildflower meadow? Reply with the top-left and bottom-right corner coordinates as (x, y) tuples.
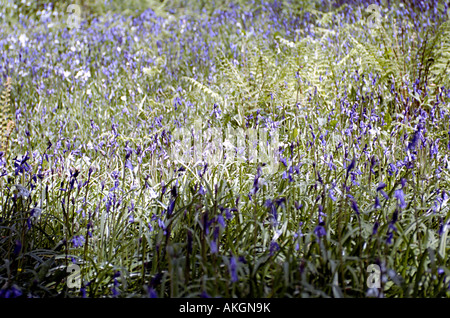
(0, 0), (450, 299)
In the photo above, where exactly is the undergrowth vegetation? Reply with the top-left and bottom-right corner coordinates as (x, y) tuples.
(0, 0), (450, 298)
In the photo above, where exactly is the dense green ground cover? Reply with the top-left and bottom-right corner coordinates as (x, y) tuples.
(0, 0), (450, 298)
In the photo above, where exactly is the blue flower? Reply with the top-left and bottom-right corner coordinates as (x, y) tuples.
(229, 256), (238, 283)
(269, 241), (280, 256)
(351, 200), (360, 215)
(314, 224), (326, 238)
(13, 240), (22, 256)
(72, 235), (85, 248)
(394, 189), (406, 209)
(0, 285), (22, 298)
(80, 286), (87, 298)
(386, 231), (394, 244)
(346, 157), (356, 176)
(167, 199), (175, 216)
(125, 159), (133, 171)
(408, 129), (420, 151)
(376, 182), (386, 192)
(372, 221), (379, 235)
(112, 271), (121, 297)
(374, 196), (381, 209)
(200, 290), (211, 298)
(217, 214), (226, 228)
(147, 287), (158, 298)
(14, 153), (31, 176)
(329, 188), (337, 201)
(210, 240), (218, 254)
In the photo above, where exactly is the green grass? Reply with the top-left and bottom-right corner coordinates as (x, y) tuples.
(0, 0), (449, 298)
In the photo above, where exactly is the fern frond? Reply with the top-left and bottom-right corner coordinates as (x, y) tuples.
(430, 20), (450, 88)
(1, 77), (12, 152)
(181, 76), (224, 103)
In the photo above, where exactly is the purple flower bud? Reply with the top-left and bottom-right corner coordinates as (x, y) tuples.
(394, 189), (406, 209)
(147, 287), (157, 298)
(386, 231), (394, 244)
(125, 159), (133, 171)
(269, 241), (280, 256)
(72, 235), (85, 248)
(217, 214), (226, 228)
(346, 157), (356, 175)
(372, 221), (379, 235)
(13, 240), (22, 256)
(374, 196), (381, 209)
(400, 178), (407, 189)
(314, 224), (326, 238)
(380, 190), (389, 200)
(376, 182), (386, 192)
(210, 240), (218, 254)
(351, 200), (360, 215)
(229, 256), (238, 283)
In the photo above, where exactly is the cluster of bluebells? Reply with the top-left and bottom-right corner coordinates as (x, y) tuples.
(0, 0), (449, 297)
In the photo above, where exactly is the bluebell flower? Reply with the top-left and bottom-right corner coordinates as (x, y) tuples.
(265, 199), (278, 226)
(229, 256), (238, 283)
(400, 178), (407, 189)
(394, 189), (406, 209)
(210, 240), (218, 254)
(374, 196), (381, 209)
(386, 231), (394, 244)
(379, 189), (389, 200)
(0, 285), (22, 298)
(13, 240), (22, 256)
(147, 286), (158, 298)
(351, 200), (360, 215)
(372, 221), (379, 235)
(167, 199), (175, 216)
(217, 214), (226, 228)
(376, 182), (386, 192)
(269, 240), (280, 256)
(317, 171), (323, 184)
(219, 205), (233, 220)
(314, 224), (326, 238)
(112, 271), (121, 297)
(14, 153), (31, 176)
(346, 157), (356, 175)
(438, 220), (445, 236)
(408, 129), (420, 151)
(125, 159), (133, 171)
(200, 290), (211, 298)
(72, 235), (85, 248)
(280, 156), (287, 167)
(80, 286), (87, 298)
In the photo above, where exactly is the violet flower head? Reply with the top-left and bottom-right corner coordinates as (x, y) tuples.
(407, 128), (420, 151)
(314, 223), (326, 238)
(351, 200), (360, 215)
(229, 256), (238, 283)
(210, 240), (218, 254)
(72, 235), (85, 248)
(346, 157), (356, 176)
(374, 195), (381, 209)
(269, 240), (280, 256)
(376, 182), (386, 192)
(0, 285), (22, 298)
(372, 221), (379, 235)
(14, 153), (31, 176)
(13, 240), (22, 256)
(166, 199), (175, 217)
